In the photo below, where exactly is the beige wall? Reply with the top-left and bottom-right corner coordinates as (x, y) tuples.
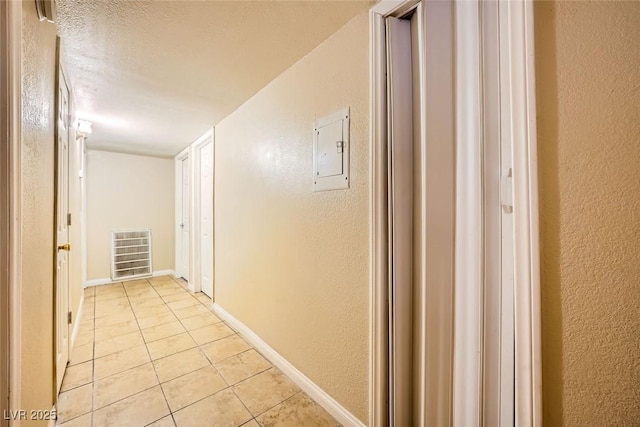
(86, 150), (175, 280)
(535, 1), (640, 425)
(215, 11), (370, 422)
(21, 0), (57, 422)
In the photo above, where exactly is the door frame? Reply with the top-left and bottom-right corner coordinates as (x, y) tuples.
(190, 129), (215, 297)
(0, 0), (23, 423)
(175, 146), (190, 283)
(54, 40), (74, 396)
(369, 0), (541, 425)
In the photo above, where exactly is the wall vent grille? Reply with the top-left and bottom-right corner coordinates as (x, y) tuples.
(111, 229), (152, 280)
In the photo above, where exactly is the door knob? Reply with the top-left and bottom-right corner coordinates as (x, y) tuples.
(57, 243), (71, 251)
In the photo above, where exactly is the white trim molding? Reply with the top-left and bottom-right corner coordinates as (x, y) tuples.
(500, 1), (542, 425)
(84, 270), (177, 287)
(1, 1), (24, 424)
(212, 303), (366, 427)
(70, 294), (84, 350)
(453, 1), (484, 424)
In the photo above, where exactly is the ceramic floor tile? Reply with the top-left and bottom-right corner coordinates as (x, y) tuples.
(255, 393), (340, 427)
(92, 386), (169, 427)
(155, 286), (185, 297)
(61, 275), (338, 427)
(133, 305), (174, 319)
(161, 293), (196, 304)
(149, 276), (175, 284)
(94, 344), (150, 380)
(152, 348), (211, 383)
(94, 319), (139, 342)
(180, 312), (222, 331)
(141, 321), (186, 343)
(94, 330), (144, 358)
(123, 279), (150, 287)
(161, 366), (227, 412)
(147, 416), (176, 427)
(97, 292), (129, 302)
(233, 368), (300, 416)
(84, 287), (96, 297)
(214, 349), (271, 385)
(189, 322), (235, 346)
(166, 298), (200, 311)
(69, 343), (94, 366)
(61, 360), (93, 392)
(93, 362), (159, 410)
(94, 305), (133, 319)
(195, 293), (211, 305)
(146, 332), (197, 360)
(55, 412), (92, 427)
(172, 388), (252, 427)
(137, 311), (178, 329)
(172, 304), (210, 320)
(74, 330), (94, 347)
(94, 311), (137, 328)
(130, 297), (166, 309)
(200, 334), (251, 363)
(56, 383), (93, 424)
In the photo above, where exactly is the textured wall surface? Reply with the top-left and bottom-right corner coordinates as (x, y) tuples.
(86, 150), (175, 280)
(21, 1), (57, 422)
(535, 2), (640, 425)
(215, 11), (370, 422)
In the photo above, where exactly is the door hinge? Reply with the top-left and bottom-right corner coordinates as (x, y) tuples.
(68, 311), (72, 324)
(67, 213), (72, 226)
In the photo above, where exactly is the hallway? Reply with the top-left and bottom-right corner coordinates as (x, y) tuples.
(56, 276), (339, 427)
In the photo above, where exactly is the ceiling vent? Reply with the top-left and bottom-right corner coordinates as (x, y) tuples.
(35, 0), (57, 23)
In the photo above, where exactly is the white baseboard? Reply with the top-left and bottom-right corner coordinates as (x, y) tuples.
(83, 277), (112, 287)
(70, 294), (85, 350)
(84, 270), (177, 287)
(212, 303), (366, 427)
(153, 269), (176, 277)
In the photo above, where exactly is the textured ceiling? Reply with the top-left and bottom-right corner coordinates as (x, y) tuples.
(55, 0), (370, 157)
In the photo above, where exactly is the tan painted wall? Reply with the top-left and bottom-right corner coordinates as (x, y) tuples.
(215, 11), (370, 422)
(21, 1), (57, 422)
(86, 150), (175, 280)
(535, 2), (640, 425)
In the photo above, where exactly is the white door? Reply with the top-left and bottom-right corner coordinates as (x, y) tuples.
(55, 66), (71, 393)
(199, 141), (214, 298)
(386, 15), (415, 426)
(177, 156), (190, 280)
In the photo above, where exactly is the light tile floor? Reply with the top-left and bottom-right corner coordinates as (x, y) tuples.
(56, 275), (340, 427)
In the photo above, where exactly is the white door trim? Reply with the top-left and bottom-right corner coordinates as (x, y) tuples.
(453, 1), (484, 424)
(0, 0), (23, 424)
(189, 128), (214, 295)
(174, 146), (190, 284)
(501, 2), (542, 424)
(369, 0), (541, 425)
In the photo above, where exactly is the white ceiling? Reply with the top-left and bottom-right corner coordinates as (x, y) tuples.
(55, 0), (370, 158)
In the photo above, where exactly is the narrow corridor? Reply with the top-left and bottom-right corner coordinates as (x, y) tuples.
(55, 276), (339, 427)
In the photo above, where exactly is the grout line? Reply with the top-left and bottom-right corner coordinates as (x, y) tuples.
(61, 276), (330, 427)
(123, 278), (175, 422)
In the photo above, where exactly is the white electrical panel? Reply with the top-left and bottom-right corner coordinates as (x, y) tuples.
(313, 107), (350, 192)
